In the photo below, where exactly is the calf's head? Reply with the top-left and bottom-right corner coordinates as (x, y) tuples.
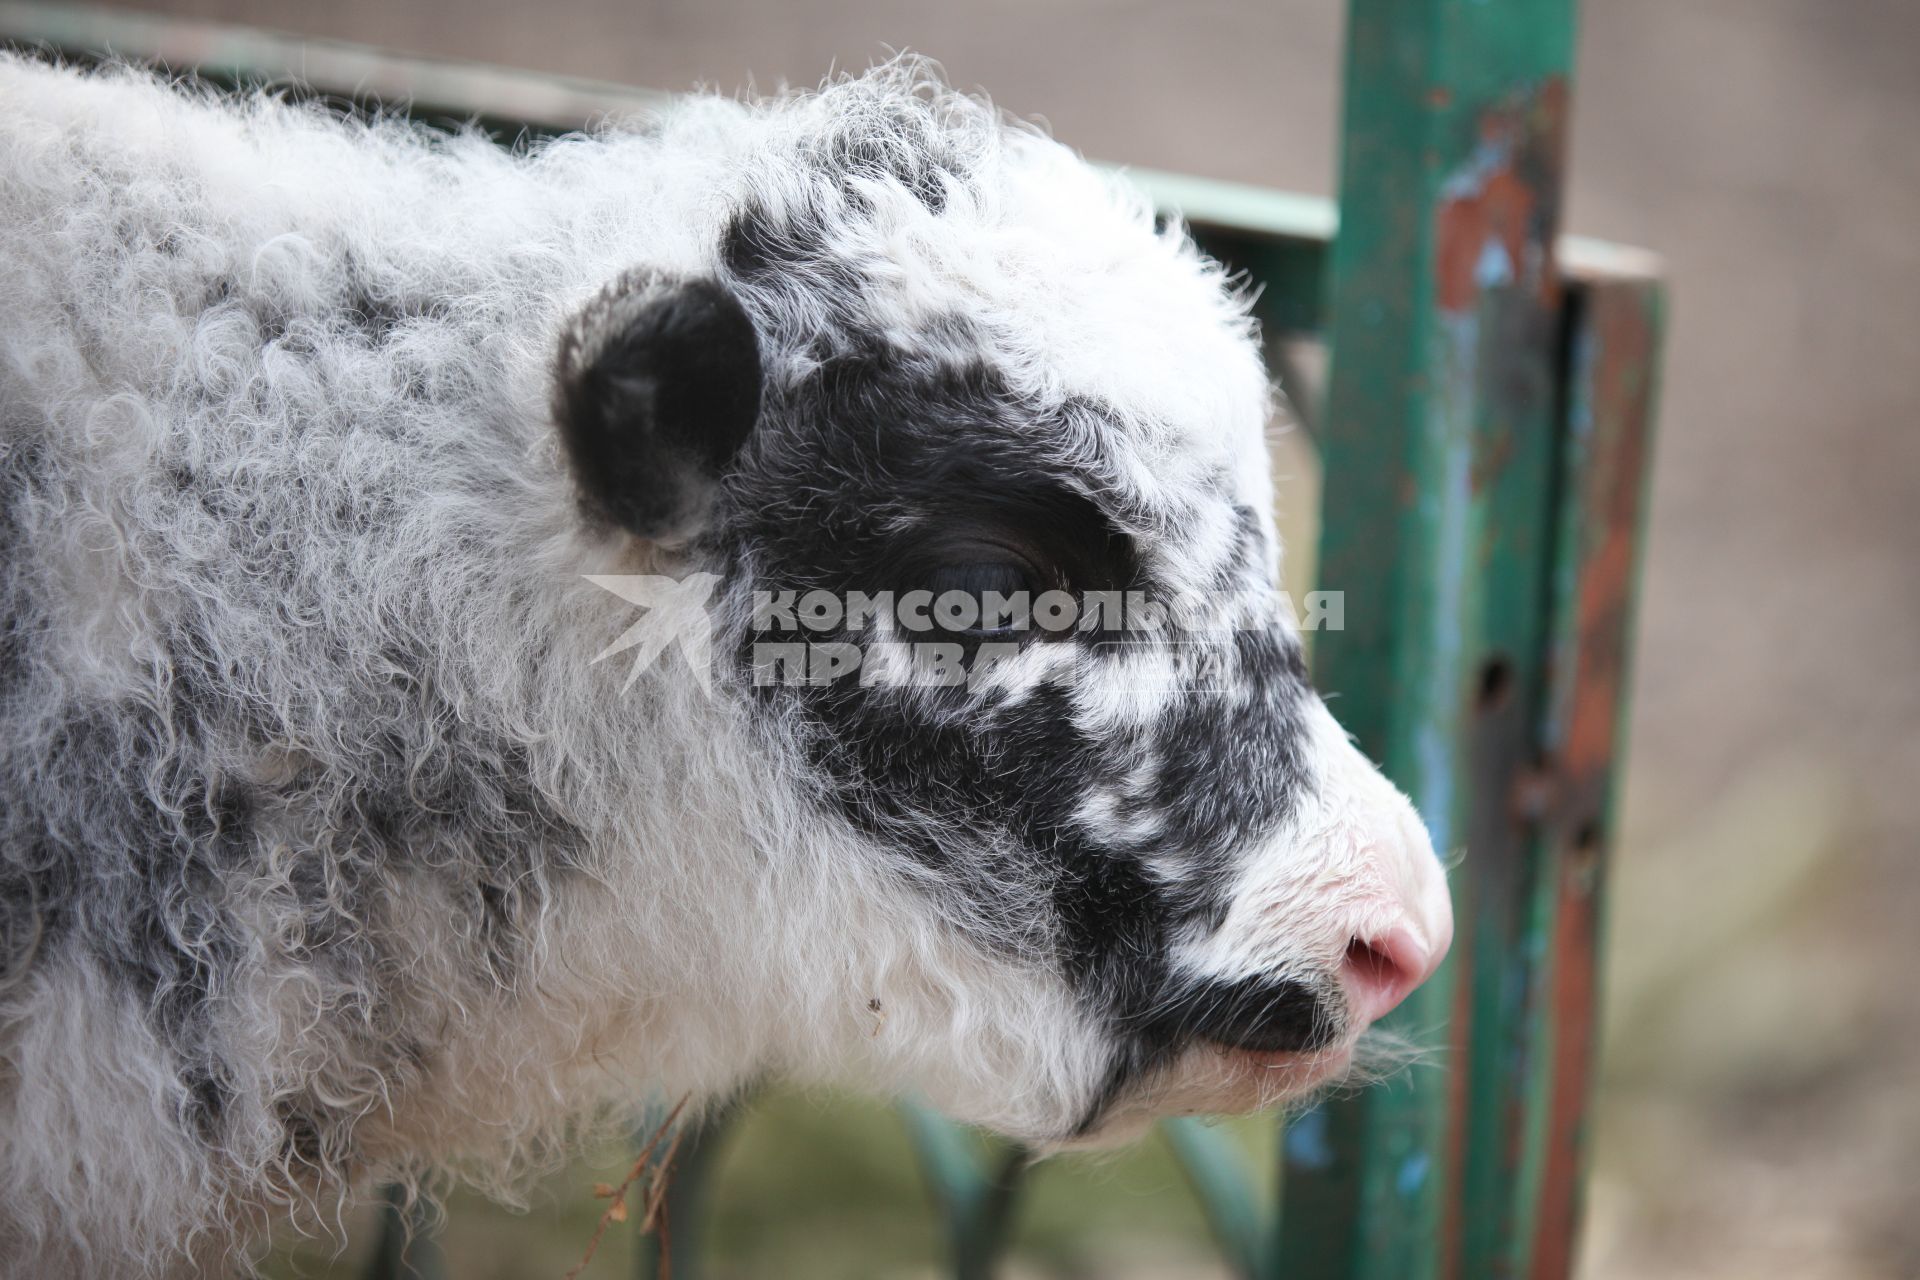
(551, 68), (1451, 1145)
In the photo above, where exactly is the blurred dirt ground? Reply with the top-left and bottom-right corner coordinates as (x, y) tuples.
(98, 0), (1920, 1275)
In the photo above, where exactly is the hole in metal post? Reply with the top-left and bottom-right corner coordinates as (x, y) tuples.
(1569, 819), (1605, 879)
(1477, 656), (1515, 711)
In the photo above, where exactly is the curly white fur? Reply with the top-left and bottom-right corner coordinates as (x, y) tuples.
(0, 53), (1448, 1277)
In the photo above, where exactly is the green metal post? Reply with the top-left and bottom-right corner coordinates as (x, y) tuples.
(1516, 276), (1663, 1278)
(635, 1103), (742, 1280)
(365, 1185), (445, 1280)
(1279, 2), (1578, 1278)
(1163, 1118), (1271, 1280)
(898, 1102), (1029, 1280)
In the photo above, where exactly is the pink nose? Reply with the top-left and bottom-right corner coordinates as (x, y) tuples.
(1337, 806), (1454, 1026)
(1340, 925), (1445, 1025)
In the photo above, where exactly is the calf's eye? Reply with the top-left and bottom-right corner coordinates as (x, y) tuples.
(923, 560), (1038, 635)
(925, 561), (1033, 599)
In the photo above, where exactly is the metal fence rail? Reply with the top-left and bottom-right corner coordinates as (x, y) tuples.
(0, 3), (1664, 1275)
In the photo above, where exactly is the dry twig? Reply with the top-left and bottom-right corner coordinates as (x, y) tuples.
(563, 1095), (690, 1280)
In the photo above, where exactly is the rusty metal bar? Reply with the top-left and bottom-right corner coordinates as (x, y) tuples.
(1517, 276), (1663, 1278)
(1277, 2), (1580, 1277)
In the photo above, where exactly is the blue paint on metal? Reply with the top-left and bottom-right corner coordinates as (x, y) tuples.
(1440, 133), (1516, 208)
(1412, 312), (1483, 857)
(1285, 1104), (1335, 1171)
(1398, 1151), (1432, 1198)
(1474, 238), (1516, 291)
(1570, 325), (1599, 440)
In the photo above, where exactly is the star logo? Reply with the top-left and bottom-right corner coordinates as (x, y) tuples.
(582, 573), (722, 695)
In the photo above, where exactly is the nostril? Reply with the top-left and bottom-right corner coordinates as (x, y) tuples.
(1340, 927), (1430, 1025)
(1343, 937), (1403, 989)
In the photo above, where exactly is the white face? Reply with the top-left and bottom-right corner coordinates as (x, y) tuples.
(556, 66), (1454, 1142)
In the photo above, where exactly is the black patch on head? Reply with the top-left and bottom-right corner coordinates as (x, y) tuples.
(808, 101), (963, 216)
(720, 91), (971, 289)
(739, 342), (1139, 612)
(711, 315), (1326, 1100)
(722, 205), (815, 285)
(719, 201), (878, 320)
(554, 275), (763, 540)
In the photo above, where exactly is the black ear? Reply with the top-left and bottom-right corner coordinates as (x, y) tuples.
(553, 272), (762, 541)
